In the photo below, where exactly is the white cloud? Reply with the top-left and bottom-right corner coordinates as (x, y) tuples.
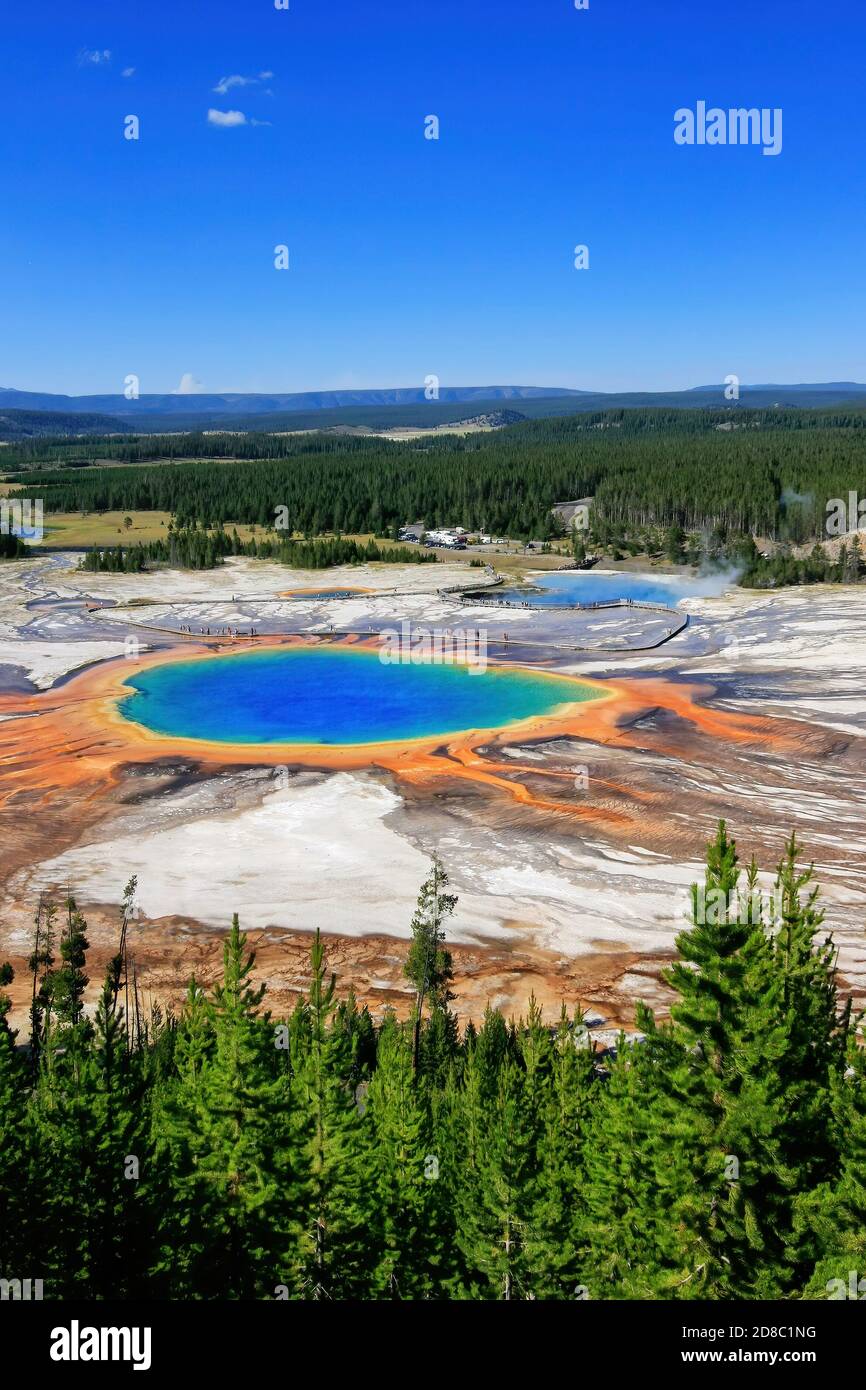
(78, 48), (111, 66)
(122, 67), (135, 78)
(213, 71), (274, 94)
(171, 373), (204, 395)
(215, 73), (252, 93)
(207, 108), (247, 127)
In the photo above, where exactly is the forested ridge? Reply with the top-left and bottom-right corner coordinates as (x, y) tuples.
(80, 529), (438, 573)
(0, 409), (130, 439)
(6, 407), (866, 542)
(2, 825), (864, 1301)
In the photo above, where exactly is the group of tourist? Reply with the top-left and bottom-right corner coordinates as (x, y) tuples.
(176, 624), (258, 638)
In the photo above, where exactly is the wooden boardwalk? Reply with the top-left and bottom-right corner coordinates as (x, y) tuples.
(109, 600), (689, 657)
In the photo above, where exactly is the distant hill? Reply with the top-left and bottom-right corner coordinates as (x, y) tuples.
(2, 382), (866, 437)
(0, 408), (138, 440)
(0, 385), (587, 419)
(690, 381), (866, 394)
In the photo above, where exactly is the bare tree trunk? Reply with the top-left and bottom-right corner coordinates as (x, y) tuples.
(29, 896), (43, 1070)
(411, 988), (424, 1075)
(132, 964), (142, 1052)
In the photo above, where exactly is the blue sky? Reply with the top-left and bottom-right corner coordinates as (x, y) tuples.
(2, 0), (864, 395)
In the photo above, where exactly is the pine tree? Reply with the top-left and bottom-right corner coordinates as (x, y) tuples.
(666, 821), (753, 1069)
(25, 895), (101, 1296)
(584, 1012), (707, 1299)
(153, 917), (298, 1298)
(405, 855), (456, 1073)
(731, 837), (847, 1294)
(332, 987), (377, 1083)
(107, 876), (137, 1025)
(52, 895), (89, 1027)
(290, 929), (373, 1299)
(418, 1003), (461, 1089)
(367, 1015), (439, 1297)
(27, 896), (56, 1074)
(0, 962), (27, 1277)
(150, 978), (212, 1296)
(72, 978), (149, 1297)
(426, 1049), (468, 1296)
(798, 1039), (866, 1297)
(659, 822), (772, 1296)
(529, 1005), (596, 1298)
(456, 1056), (537, 1299)
(473, 1004), (517, 1101)
(585, 823), (850, 1299)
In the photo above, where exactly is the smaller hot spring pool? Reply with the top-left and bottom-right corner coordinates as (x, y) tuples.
(493, 571), (699, 608)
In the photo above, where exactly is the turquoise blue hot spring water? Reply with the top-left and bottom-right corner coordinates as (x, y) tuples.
(494, 571), (691, 607)
(120, 646), (599, 746)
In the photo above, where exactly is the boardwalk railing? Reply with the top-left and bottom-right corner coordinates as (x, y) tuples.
(83, 570), (688, 655)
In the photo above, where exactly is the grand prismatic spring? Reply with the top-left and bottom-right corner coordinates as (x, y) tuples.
(119, 646), (602, 746)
